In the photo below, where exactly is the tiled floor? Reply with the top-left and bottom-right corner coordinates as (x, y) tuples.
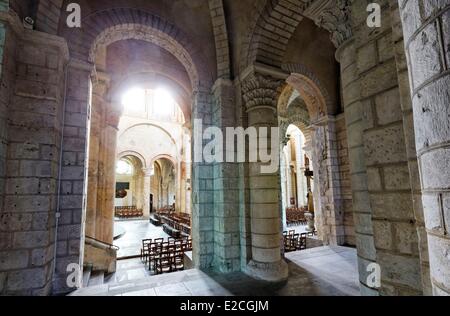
(70, 246), (360, 296)
(114, 219), (170, 258)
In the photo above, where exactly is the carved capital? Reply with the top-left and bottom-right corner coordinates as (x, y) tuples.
(241, 72), (284, 112)
(315, 0), (353, 48)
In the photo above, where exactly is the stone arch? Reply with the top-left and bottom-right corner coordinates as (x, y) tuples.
(119, 123), (178, 149)
(64, 7), (213, 90)
(240, 0), (352, 71)
(208, 0), (231, 79)
(150, 154), (177, 168)
(117, 150), (148, 170)
(152, 155), (178, 209)
(243, 0), (308, 69)
(278, 85), (311, 141)
(285, 73), (328, 122)
(276, 64), (344, 244)
(282, 63), (334, 116)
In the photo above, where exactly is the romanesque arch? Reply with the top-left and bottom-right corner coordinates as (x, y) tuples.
(63, 7), (214, 89)
(54, 6), (215, 294)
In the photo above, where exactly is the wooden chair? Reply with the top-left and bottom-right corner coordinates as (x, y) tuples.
(298, 233), (307, 250)
(147, 242), (162, 271)
(141, 238), (152, 263)
(155, 245), (176, 274)
(172, 249), (184, 271)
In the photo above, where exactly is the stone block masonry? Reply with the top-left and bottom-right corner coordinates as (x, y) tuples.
(352, 0), (423, 296)
(390, 1), (432, 295)
(35, 0), (63, 35)
(336, 115), (355, 246)
(52, 59), (92, 295)
(399, 0), (450, 296)
(0, 10), (68, 295)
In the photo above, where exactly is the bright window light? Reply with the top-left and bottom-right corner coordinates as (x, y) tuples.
(116, 160), (133, 175)
(122, 88), (145, 112)
(154, 88), (174, 116)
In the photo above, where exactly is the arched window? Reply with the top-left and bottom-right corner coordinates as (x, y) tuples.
(116, 159), (134, 175)
(121, 87), (184, 123)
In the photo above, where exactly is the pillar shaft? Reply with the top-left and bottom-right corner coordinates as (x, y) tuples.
(143, 171), (151, 217)
(336, 39), (378, 295)
(242, 72), (288, 282)
(399, 0), (450, 295)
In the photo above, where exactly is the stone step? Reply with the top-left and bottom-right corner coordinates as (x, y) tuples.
(88, 271), (105, 287)
(69, 268), (193, 296)
(82, 265), (92, 288)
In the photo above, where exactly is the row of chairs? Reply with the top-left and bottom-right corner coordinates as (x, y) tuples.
(140, 237), (193, 275)
(283, 231), (307, 252)
(115, 206), (143, 218)
(160, 216), (191, 237)
(286, 207), (308, 226)
(156, 205), (175, 214)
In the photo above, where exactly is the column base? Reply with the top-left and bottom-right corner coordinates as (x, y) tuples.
(305, 212), (315, 232)
(245, 259), (288, 282)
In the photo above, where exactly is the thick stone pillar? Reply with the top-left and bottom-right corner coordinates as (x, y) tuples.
(399, 0), (450, 295)
(191, 88), (215, 269)
(390, 1), (432, 295)
(295, 133), (307, 207)
(242, 72), (288, 282)
(85, 77), (106, 239)
(94, 102), (120, 244)
(280, 148), (289, 230)
(182, 125), (192, 215)
(142, 168), (152, 217)
(310, 116), (344, 245)
(211, 79), (241, 272)
(336, 39), (378, 295)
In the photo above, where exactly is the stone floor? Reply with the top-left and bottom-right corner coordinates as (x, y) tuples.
(70, 246), (360, 296)
(114, 221), (314, 258)
(288, 224), (313, 235)
(114, 219), (170, 258)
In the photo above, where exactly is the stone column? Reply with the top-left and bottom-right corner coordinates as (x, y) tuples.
(95, 101), (120, 244)
(211, 79), (241, 272)
(335, 38), (378, 296)
(285, 146), (293, 206)
(86, 73), (110, 239)
(399, 0), (450, 295)
(295, 132), (307, 207)
(306, 117), (343, 244)
(54, 58), (94, 295)
(191, 88), (215, 269)
(280, 150), (288, 230)
(142, 168), (152, 217)
(242, 72), (288, 282)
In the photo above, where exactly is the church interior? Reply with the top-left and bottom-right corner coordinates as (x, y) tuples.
(0, 0), (449, 297)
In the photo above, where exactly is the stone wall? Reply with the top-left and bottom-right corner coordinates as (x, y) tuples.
(35, 0), (62, 35)
(390, 0), (431, 295)
(351, 0), (422, 295)
(0, 7), (15, 295)
(52, 59), (92, 295)
(0, 12), (68, 295)
(10, 0), (35, 20)
(399, 0), (450, 296)
(336, 114), (355, 246)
